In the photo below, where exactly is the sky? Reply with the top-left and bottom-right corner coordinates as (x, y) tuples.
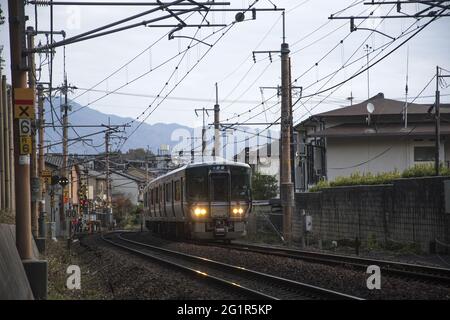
(1, 0), (449, 133)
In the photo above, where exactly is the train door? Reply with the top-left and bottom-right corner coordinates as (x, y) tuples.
(209, 168), (231, 236)
(180, 177), (185, 217)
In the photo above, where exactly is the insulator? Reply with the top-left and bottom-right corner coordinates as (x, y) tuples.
(33, 0), (51, 6)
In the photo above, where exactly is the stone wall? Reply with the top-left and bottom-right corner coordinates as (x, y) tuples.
(294, 177), (450, 253)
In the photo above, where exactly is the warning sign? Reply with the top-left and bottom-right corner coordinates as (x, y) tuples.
(14, 88), (35, 119)
(19, 136), (32, 155)
(19, 119), (32, 136)
(42, 169), (52, 178)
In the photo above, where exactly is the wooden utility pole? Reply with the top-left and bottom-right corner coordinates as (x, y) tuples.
(8, 0), (33, 259)
(280, 25), (294, 243)
(27, 26), (39, 237)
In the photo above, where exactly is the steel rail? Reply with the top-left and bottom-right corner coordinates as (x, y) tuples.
(198, 242), (450, 285)
(100, 233), (276, 300)
(113, 233), (363, 300)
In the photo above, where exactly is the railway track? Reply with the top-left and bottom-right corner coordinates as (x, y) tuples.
(192, 241), (450, 285)
(102, 232), (363, 300)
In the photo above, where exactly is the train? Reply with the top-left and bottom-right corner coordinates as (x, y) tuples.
(142, 160), (252, 241)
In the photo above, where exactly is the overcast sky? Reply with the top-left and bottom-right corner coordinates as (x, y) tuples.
(1, 0), (449, 132)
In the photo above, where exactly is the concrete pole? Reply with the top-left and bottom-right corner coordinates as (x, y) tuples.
(105, 130), (110, 211)
(214, 83), (220, 158)
(27, 27), (39, 237)
(8, 0), (33, 259)
(280, 40), (294, 244)
(435, 65), (441, 176)
(60, 78), (68, 237)
(37, 85), (46, 238)
(7, 87), (15, 212)
(0, 71), (5, 210)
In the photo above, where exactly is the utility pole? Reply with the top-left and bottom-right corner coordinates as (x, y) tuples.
(364, 44), (372, 99)
(253, 12), (294, 243)
(280, 13), (294, 244)
(105, 128), (111, 221)
(434, 66), (450, 175)
(195, 107), (214, 161)
(8, 0), (33, 259)
(60, 77), (69, 238)
(7, 86), (15, 213)
(27, 26), (39, 238)
(37, 84), (46, 238)
(213, 83), (220, 158)
(0, 70), (5, 210)
(435, 66), (441, 176)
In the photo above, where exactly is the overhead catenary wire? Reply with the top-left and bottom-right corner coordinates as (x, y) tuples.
(222, 7), (446, 147)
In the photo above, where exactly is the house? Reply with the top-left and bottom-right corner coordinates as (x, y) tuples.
(110, 169), (146, 205)
(234, 139), (281, 184)
(294, 92), (450, 191)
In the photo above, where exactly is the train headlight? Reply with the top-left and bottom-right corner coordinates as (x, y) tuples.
(193, 207), (207, 217)
(232, 207), (245, 215)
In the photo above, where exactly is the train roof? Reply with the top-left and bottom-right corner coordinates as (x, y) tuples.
(146, 157), (251, 185)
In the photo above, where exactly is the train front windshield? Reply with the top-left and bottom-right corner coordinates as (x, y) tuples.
(186, 166), (251, 202)
(230, 167), (251, 201)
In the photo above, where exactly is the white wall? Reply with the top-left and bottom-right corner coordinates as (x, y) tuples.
(326, 136), (447, 180)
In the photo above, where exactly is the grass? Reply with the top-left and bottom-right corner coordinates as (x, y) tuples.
(46, 239), (112, 300)
(309, 163), (450, 192)
(0, 210), (15, 224)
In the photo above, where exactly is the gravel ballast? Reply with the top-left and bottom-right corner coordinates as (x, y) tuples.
(65, 234), (248, 300)
(123, 232), (450, 300)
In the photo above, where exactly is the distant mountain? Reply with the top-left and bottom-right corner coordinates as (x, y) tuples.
(43, 100), (279, 157)
(44, 100), (193, 154)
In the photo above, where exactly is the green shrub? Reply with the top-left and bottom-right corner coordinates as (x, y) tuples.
(308, 163), (450, 192)
(402, 163), (450, 178)
(308, 179), (329, 192)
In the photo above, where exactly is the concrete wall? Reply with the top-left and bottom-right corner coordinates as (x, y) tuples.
(0, 224), (34, 299)
(294, 176), (450, 253)
(326, 137), (446, 180)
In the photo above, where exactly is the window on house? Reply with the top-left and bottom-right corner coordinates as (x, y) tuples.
(414, 146), (435, 162)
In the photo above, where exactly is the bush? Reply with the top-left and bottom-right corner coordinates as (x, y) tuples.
(308, 163), (450, 192)
(402, 163), (450, 178)
(251, 172), (278, 200)
(309, 179), (329, 192)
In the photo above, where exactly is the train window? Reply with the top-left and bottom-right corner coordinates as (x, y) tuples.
(150, 189), (153, 205)
(231, 167), (251, 200)
(156, 187), (159, 203)
(166, 183), (171, 202)
(174, 180), (181, 201)
(211, 174), (229, 201)
(186, 167), (208, 201)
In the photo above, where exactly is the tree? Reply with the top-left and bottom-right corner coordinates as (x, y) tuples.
(251, 172), (278, 200)
(112, 194), (133, 225)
